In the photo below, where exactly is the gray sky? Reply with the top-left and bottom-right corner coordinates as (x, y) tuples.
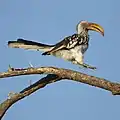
(0, 0), (120, 120)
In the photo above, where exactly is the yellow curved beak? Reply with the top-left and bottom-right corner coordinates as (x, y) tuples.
(87, 22), (104, 36)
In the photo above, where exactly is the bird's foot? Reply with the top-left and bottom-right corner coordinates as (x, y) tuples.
(79, 63), (97, 70)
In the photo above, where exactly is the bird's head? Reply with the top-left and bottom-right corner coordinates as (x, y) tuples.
(76, 20), (104, 36)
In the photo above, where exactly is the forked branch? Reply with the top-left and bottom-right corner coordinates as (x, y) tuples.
(0, 66), (120, 119)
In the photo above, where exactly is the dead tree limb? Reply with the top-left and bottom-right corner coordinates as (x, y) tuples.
(0, 74), (59, 120)
(0, 66), (120, 119)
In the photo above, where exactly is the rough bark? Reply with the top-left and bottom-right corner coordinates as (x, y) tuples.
(0, 66), (120, 119)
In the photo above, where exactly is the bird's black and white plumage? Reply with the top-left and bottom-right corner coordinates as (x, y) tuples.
(8, 21), (104, 69)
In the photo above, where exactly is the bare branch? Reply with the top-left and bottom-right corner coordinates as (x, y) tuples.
(0, 74), (60, 119)
(0, 66), (120, 119)
(0, 66), (120, 95)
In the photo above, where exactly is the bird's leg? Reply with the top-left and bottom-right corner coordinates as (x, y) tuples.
(74, 55), (96, 70)
(80, 63), (97, 70)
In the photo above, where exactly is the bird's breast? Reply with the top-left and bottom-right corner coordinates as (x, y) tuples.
(81, 44), (89, 54)
(71, 44), (88, 54)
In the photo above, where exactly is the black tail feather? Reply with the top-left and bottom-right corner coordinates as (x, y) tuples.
(8, 38), (53, 47)
(17, 39), (53, 47)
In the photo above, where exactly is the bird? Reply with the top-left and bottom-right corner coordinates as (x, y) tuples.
(8, 20), (104, 69)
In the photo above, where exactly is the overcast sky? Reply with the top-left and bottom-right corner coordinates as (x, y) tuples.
(0, 0), (120, 120)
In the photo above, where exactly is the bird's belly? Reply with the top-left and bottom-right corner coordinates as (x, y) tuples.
(52, 45), (88, 61)
(70, 46), (83, 60)
(52, 50), (75, 61)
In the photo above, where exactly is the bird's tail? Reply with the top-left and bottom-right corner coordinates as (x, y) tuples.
(8, 39), (54, 52)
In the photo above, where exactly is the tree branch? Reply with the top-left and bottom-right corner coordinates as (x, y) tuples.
(0, 66), (120, 95)
(0, 74), (60, 119)
(0, 66), (120, 119)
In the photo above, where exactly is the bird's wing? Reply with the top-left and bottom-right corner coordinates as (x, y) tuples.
(42, 34), (81, 55)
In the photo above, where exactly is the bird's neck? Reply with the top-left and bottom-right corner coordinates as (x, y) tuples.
(76, 26), (89, 38)
(78, 29), (88, 35)
(78, 30), (89, 38)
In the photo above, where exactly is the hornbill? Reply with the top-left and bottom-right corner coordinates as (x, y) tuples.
(8, 21), (104, 69)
